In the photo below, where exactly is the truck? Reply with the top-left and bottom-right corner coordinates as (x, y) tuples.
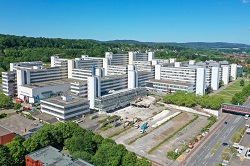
(140, 122), (148, 134)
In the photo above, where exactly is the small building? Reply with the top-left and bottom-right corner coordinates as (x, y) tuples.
(41, 96), (90, 121)
(25, 146), (93, 166)
(0, 125), (15, 145)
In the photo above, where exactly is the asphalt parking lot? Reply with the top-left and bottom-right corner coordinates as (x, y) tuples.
(0, 113), (41, 136)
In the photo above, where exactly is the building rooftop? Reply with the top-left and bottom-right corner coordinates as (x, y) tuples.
(0, 125), (13, 136)
(26, 146), (93, 166)
(26, 146), (73, 166)
(41, 96), (88, 107)
(23, 79), (81, 88)
(148, 79), (193, 86)
(101, 74), (127, 80)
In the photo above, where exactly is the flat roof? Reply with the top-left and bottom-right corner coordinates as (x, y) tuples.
(41, 96), (88, 107)
(101, 74), (127, 80)
(22, 79), (82, 88)
(26, 146), (73, 166)
(0, 125), (13, 136)
(147, 79), (193, 86)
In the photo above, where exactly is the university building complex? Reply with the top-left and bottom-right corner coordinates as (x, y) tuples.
(1, 51), (241, 121)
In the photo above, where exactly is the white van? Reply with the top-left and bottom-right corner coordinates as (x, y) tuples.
(245, 115), (249, 120)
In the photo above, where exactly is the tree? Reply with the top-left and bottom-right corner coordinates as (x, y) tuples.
(240, 79), (245, 86)
(92, 143), (126, 166)
(0, 144), (13, 166)
(219, 80), (224, 88)
(5, 136), (26, 166)
(13, 103), (21, 110)
(72, 151), (92, 163)
(23, 138), (39, 153)
(122, 152), (137, 166)
(0, 92), (13, 108)
(135, 157), (151, 166)
(205, 86), (213, 94)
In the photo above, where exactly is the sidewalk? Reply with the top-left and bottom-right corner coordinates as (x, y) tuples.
(179, 113), (230, 166)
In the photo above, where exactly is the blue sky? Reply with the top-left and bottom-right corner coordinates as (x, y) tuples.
(0, 0), (250, 44)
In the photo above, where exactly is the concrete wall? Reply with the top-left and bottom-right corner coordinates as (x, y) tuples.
(203, 108), (222, 117)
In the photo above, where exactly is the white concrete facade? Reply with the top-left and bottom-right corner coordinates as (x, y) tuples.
(18, 81), (71, 103)
(222, 66), (230, 85)
(196, 67), (206, 96)
(41, 96), (89, 121)
(88, 76), (100, 109)
(230, 64), (237, 81)
(211, 67), (219, 90)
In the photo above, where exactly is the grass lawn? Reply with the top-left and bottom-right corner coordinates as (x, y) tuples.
(213, 79), (249, 104)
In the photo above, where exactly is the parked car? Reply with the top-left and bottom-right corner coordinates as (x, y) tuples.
(222, 142), (228, 146)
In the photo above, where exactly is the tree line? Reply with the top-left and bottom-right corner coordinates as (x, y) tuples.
(231, 81), (250, 105)
(0, 34), (234, 72)
(0, 122), (151, 166)
(163, 91), (224, 110)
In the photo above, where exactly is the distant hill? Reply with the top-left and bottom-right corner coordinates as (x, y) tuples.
(105, 40), (250, 49)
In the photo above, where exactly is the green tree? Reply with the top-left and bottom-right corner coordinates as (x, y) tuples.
(23, 138), (39, 153)
(219, 80), (224, 88)
(240, 79), (245, 86)
(13, 103), (21, 110)
(0, 144), (13, 166)
(5, 136), (26, 166)
(72, 151), (92, 163)
(122, 152), (137, 166)
(92, 143), (126, 166)
(135, 157), (151, 166)
(0, 92), (13, 108)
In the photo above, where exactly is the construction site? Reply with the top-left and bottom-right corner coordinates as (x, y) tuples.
(81, 95), (213, 166)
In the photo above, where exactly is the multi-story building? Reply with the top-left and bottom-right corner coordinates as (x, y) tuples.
(1, 71), (16, 96)
(16, 67), (67, 86)
(94, 87), (147, 112)
(2, 61), (43, 96)
(70, 80), (88, 98)
(107, 65), (128, 76)
(41, 96), (89, 121)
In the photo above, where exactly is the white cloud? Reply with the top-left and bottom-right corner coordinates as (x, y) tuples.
(243, 0), (250, 3)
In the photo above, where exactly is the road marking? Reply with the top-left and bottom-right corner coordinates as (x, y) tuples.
(233, 116), (241, 124)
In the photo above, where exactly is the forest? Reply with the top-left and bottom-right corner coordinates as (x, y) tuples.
(0, 34), (236, 72)
(0, 122), (151, 166)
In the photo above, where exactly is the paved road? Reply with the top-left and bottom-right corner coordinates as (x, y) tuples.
(185, 114), (246, 166)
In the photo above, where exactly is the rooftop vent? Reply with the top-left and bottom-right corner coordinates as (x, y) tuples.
(61, 96), (73, 101)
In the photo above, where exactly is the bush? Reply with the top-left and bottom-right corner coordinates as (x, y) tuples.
(0, 113), (7, 119)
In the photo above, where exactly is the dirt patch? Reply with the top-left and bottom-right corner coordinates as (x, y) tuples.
(152, 113), (190, 140)
(172, 112), (189, 122)
(153, 127), (174, 140)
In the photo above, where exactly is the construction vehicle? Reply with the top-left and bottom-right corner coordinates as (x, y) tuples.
(123, 121), (133, 128)
(140, 122), (148, 134)
(133, 117), (142, 123)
